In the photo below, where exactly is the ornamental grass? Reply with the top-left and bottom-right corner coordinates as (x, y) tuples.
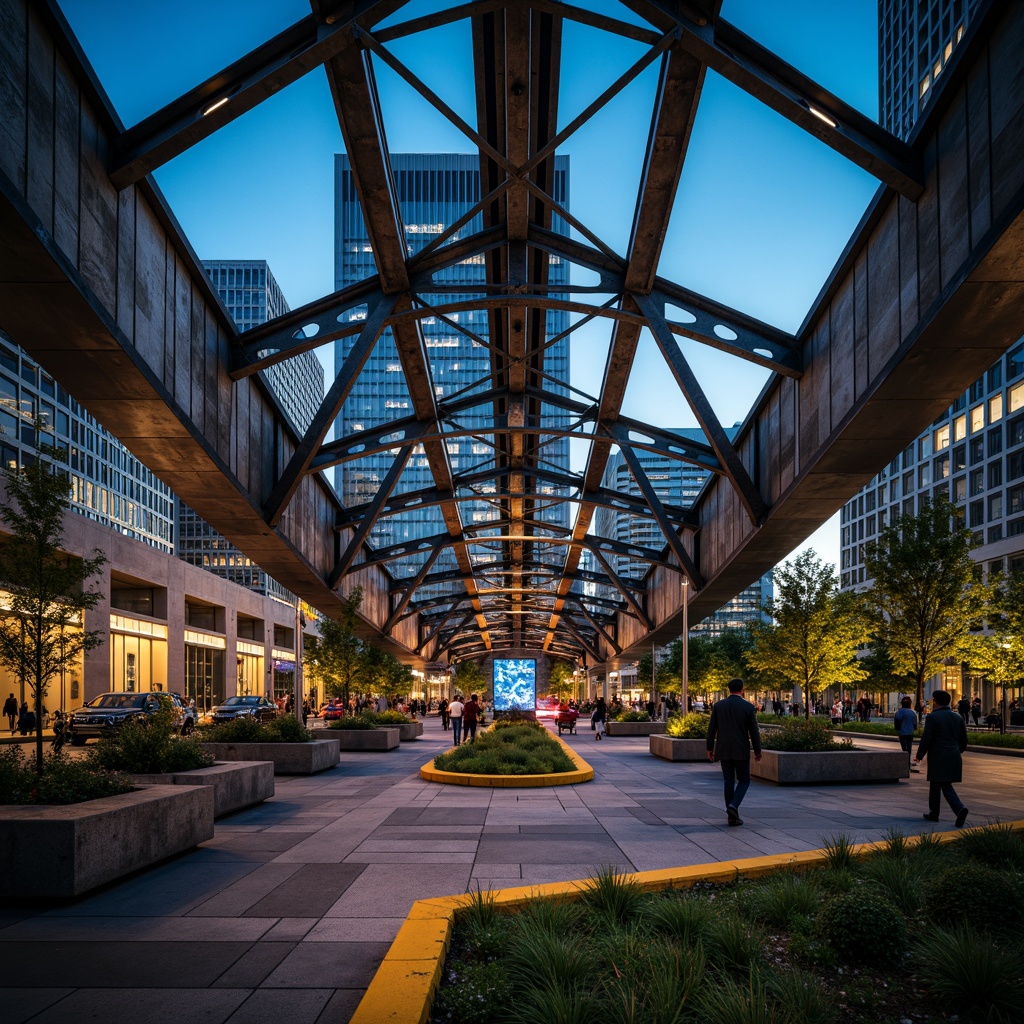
(431, 825), (1024, 1024)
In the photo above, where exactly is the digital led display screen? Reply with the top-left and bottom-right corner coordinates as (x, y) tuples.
(492, 659), (537, 711)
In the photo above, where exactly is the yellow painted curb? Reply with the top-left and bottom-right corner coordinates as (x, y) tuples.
(418, 730), (594, 787)
(349, 819), (1024, 1024)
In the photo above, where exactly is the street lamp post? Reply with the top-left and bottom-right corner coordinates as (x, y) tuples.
(681, 578), (689, 715)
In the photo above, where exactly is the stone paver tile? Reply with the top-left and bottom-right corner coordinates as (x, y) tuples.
(3, 988), (73, 1024)
(470, 862), (521, 877)
(0, 941), (253, 987)
(407, 808), (489, 825)
(260, 918), (318, 942)
(21, 988), (249, 1024)
(243, 864), (367, 918)
(518, 824), (606, 834)
(0, 916), (273, 942)
(224, 988), (334, 1024)
(213, 943), (296, 988)
(315, 988), (365, 1023)
(351, 840), (479, 854)
(344, 851), (476, 864)
(261, 941), (391, 988)
(188, 863), (306, 918)
(304, 918), (405, 941)
(323, 863), (471, 919)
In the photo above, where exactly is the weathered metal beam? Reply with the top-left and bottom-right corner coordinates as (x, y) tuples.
(383, 548), (441, 633)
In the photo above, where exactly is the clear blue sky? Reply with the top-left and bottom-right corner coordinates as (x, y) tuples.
(58, 0), (883, 570)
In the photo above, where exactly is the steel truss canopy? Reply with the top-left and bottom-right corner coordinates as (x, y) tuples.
(13, 0), (1024, 674)
(106, 0), (919, 663)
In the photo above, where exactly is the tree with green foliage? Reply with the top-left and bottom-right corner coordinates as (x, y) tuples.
(373, 649), (415, 702)
(546, 659), (576, 702)
(746, 549), (869, 717)
(0, 441), (107, 773)
(453, 659), (486, 698)
(968, 571), (1024, 715)
(302, 586), (364, 707)
(864, 497), (989, 712)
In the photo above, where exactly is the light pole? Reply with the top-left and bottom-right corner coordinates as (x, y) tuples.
(681, 577), (689, 714)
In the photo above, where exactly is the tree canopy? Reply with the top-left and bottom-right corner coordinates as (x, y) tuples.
(745, 549), (869, 715)
(863, 497), (989, 710)
(0, 442), (107, 772)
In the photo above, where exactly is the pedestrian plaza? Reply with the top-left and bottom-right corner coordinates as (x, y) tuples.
(3, 718), (1022, 1024)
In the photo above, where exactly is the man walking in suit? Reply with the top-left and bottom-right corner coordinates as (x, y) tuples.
(916, 689), (969, 828)
(706, 678), (762, 826)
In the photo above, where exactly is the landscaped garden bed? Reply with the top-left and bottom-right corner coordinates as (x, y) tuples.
(200, 715), (340, 774)
(421, 721), (593, 787)
(130, 761), (274, 817)
(367, 823), (1024, 1024)
(650, 712), (710, 761)
(325, 710), (417, 745)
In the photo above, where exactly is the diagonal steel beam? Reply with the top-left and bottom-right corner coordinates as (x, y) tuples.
(636, 292), (768, 525)
(589, 547), (654, 630)
(263, 293), (396, 527)
(328, 444), (415, 588)
(383, 548), (442, 633)
(617, 441), (704, 587)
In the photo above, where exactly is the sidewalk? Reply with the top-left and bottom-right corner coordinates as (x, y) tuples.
(3, 717), (1023, 1024)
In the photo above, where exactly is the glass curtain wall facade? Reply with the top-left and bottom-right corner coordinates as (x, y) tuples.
(334, 153), (571, 581)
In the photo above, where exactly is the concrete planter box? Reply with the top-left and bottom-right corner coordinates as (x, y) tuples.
(200, 738), (340, 774)
(605, 721), (667, 737)
(398, 722), (424, 741)
(0, 784), (213, 898)
(650, 735), (708, 761)
(131, 761), (274, 817)
(752, 748), (910, 785)
(328, 727), (401, 751)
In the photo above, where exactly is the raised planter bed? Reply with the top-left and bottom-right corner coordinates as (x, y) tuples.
(650, 735), (708, 762)
(398, 722), (424, 741)
(329, 727), (401, 751)
(752, 748), (910, 785)
(200, 737), (340, 774)
(131, 761), (274, 817)
(605, 721), (667, 737)
(0, 784), (213, 898)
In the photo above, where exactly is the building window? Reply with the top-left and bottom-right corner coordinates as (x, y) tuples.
(1008, 344), (1024, 380)
(989, 461), (1003, 489)
(970, 469), (984, 497)
(1009, 484), (1024, 516)
(919, 464), (932, 488)
(969, 500), (984, 528)
(989, 427), (1004, 457)
(953, 476), (966, 502)
(954, 415), (967, 442)
(989, 493), (1003, 520)
(990, 394), (1004, 423)
(971, 405), (985, 433)
(953, 445), (967, 472)
(934, 454), (950, 479)
(934, 424), (950, 450)
(970, 437), (984, 465)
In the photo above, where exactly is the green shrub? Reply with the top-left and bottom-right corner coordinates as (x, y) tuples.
(432, 959), (513, 1024)
(362, 709), (413, 725)
(821, 832), (856, 872)
(746, 872), (821, 928)
(0, 745), (132, 805)
(952, 822), (1024, 871)
(646, 893), (714, 945)
(577, 866), (649, 927)
(327, 715), (377, 730)
(816, 890), (906, 963)
(90, 704), (213, 774)
(761, 718), (852, 752)
(704, 913), (766, 973)
(614, 709), (651, 722)
(200, 715), (313, 743)
(862, 855), (922, 917)
(922, 862), (1024, 937)
(768, 970), (835, 1024)
(665, 712), (710, 738)
(695, 973), (781, 1024)
(834, 720), (923, 737)
(433, 724), (574, 774)
(911, 924), (1024, 1023)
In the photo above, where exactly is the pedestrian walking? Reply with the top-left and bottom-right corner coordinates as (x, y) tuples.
(439, 697), (450, 731)
(592, 696), (607, 741)
(463, 694), (481, 743)
(3, 693), (17, 733)
(894, 696), (919, 773)
(17, 701), (36, 736)
(830, 698), (843, 726)
(916, 690), (969, 828)
(857, 693), (872, 723)
(956, 695), (971, 725)
(970, 696), (982, 727)
(448, 695), (464, 745)
(706, 678), (762, 826)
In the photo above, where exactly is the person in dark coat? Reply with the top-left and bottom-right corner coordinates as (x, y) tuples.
(592, 697), (607, 740)
(3, 693), (17, 733)
(706, 678), (761, 826)
(916, 689), (969, 828)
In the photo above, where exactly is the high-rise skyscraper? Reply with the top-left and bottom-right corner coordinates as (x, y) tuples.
(176, 260), (325, 601)
(879, 0), (980, 140)
(840, 0), (1014, 710)
(334, 153), (571, 576)
(595, 426), (772, 635)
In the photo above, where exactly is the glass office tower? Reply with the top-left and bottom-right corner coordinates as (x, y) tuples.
(334, 153), (571, 577)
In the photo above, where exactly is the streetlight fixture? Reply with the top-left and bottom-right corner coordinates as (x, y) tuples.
(681, 577), (689, 714)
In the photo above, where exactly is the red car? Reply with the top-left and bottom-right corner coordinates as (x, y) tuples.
(321, 701), (346, 721)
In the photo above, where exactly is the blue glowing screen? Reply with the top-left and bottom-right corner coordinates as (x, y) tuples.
(492, 659), (537, 711)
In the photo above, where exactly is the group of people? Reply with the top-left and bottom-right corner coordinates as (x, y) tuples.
(4, 693), (38, 735)
(437, 694), (483, 745)
(705, 680), (970, 830)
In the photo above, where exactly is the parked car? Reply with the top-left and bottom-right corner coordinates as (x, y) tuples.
(320, 701), (346, 721)
(69, 691), (195, 745)
(209, 694), (279, 724)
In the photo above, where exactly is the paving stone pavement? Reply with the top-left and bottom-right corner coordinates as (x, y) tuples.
(3, 716), (1023, 1023)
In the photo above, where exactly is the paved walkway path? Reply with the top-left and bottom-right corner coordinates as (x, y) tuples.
(4, 717), (1023, 1024)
